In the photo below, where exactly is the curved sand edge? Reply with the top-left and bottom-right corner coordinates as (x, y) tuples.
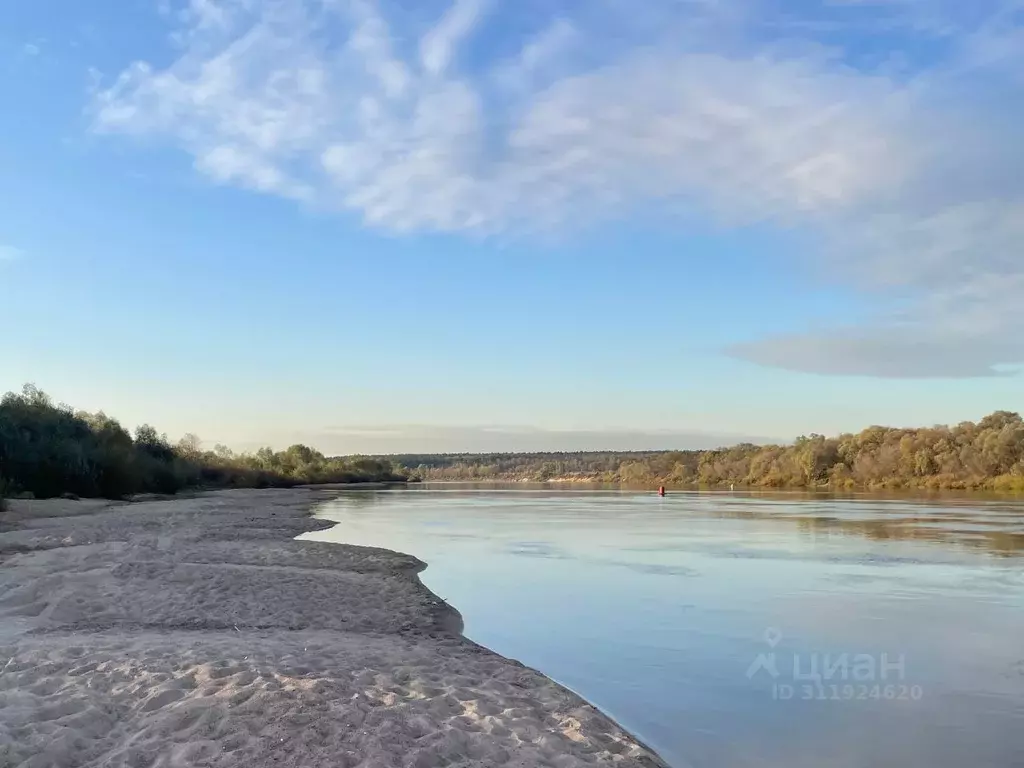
(0, 488), (668, 768)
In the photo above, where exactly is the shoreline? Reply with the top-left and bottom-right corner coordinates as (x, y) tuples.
(0, 488), (667, 768)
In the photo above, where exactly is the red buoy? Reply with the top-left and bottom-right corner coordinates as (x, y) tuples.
(658, 486), (666, 497)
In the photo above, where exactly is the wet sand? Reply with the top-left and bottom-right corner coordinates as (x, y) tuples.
(0, 488), (666, 768)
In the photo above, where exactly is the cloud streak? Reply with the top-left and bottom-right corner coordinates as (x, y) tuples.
(300, 424), (778, 454)
(91, 0), (1024, 378)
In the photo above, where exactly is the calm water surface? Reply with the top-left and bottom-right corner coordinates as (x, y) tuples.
(303, 486), (1024, 768)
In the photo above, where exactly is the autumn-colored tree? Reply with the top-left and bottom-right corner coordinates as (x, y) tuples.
(394, 411), (1024, 491)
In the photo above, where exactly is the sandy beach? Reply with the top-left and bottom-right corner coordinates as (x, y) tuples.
(0, 488), (666, 768)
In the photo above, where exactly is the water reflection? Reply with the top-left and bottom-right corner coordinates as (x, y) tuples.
(303, 486), (1024, 768)
(334, 484), (1024, 558)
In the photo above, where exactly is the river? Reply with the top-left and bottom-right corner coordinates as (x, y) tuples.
(303, 485), (1024, 768)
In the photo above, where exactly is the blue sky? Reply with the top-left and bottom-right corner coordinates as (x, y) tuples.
(1, 0), (1023, 453)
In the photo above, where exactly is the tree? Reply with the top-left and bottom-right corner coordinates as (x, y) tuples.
(177, 433), (203, 460)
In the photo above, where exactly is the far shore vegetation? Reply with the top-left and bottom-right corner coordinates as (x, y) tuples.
(395, 411), (1024, 491)
(5, 383), (1024, 507)
(0, 384), (405, 506)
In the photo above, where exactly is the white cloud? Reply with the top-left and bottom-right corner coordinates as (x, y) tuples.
(419, 0), (488, 77)
(92, 0), (925, 231)
(90, 0), (1024, 377)
(729, 267), (1024, 378)
(185, 0), (234, 30)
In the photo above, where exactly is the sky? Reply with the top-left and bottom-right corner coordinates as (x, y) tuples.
(1, 0), (1023, 454)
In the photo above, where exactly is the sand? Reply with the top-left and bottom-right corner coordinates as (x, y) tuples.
(0, 488), (667, 768)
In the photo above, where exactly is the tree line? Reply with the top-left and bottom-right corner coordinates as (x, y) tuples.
(395, 410), (1024, 491)
(6, 382), (1024, 503)
(0, 384), (404, 504)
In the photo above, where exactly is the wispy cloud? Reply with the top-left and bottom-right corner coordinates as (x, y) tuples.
(90, 0), (1024, 378)
(91, 0), (927, 231)
(419, 0), (488, 77)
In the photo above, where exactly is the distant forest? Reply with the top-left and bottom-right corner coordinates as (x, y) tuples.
(393, 411), (1024, 491)
(0, 385), (403, 503)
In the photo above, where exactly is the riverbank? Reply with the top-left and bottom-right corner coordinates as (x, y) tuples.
(0, 488), (666, 768)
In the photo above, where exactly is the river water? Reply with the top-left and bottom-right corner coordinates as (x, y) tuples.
(303, 485), (1024, 768)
